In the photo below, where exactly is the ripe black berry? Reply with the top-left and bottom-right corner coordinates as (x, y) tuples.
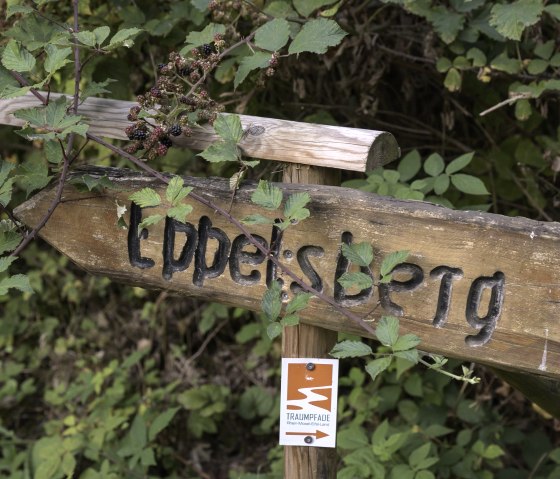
(160, 136), (173, 148)
(168, 125), (182, 136)
(131, 129), (147, 140)
(201, 43), (214, 57)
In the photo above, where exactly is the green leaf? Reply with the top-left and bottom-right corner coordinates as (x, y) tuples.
(534, 40), (554, 60)
(545, 4), (560, 20)
(341, 242), (373, 267)
(1, 40), (36, 72)
(483, 444), (504, 459)
(262, 280), (282, 321)
(444, 68), (461, 92)
(0, 177), (14, 207)
(148, 408), (179, 441)
(129, 188), (161, 208)
(184, 23), (226, 49)
(138, 214), (165, 232)
(129, 414), (147, 449)
(293, 0), (337, 17)
(436, 57), (452, 73)
(281, 314), (300, 326)
(234, 52), (271, 89)
(165, 176), (192, 205)
(266, 322), (283, 339)
(515, 99), (532, 121)
(337, 271), (373, 290)
(446, 152), (473, 174)
(285, 292), (312, 314)
(0, 230), (21, 255)
(93, 26), (111, 46)
(433, 174), (450, 195)
(0, 256), (17, 274)
(466, 48), (486, 67)
(394, 349), (419, 364)
(392, 334), (421, 352)
(167, 204), (193, 223)
(251, 180), (283, 210)
(409, 443), (431, 469)
(44, 140), (63, 164)
(241, 213), (275, 225)
(255, 18), (291, 51)
(429, 8), (465, 44)
(365, 357), (392, 381)
(213, 114), (243, 143)
(284, 192), (310, 218)
(451, 174), (489, 195)
(17, 156), (50, 197)
(397, 150), (421, 182)
(6, 5), (34, 17)
(44, 45), (72, 74)
(107, 28), (142, 49)
(376, 316), (399, 347)
(490, 52), (522, 74)
(140, 448), (156, 467)
(199, 140), (240, 163)
(490, 0), (544, 41)
(80, 79), (117, 101)
(76, 31), (97, 47)
(380, 250), (409, 278)
(288, 19), (347, 55)
(0, 274), (33, 295)
(527, 59), (548, 75)
(330, 340), (373, 358)
(424, 153), (445, 177)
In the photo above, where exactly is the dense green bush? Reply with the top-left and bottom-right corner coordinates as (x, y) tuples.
(1, 0), (560, 477)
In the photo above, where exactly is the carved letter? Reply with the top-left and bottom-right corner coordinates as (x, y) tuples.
(163, 217), (197, 280)
(379, 263), (424, 316)
(128, 202), (155, 269)
(465, 272), (505, 347)
(291, 245), (324, 294)
(334, 232), (373, 307)
(266, 223), (284, 288)
(193, 216), (231, 287)
(229, 234), (267, 285)
(430, 266), (464, 328)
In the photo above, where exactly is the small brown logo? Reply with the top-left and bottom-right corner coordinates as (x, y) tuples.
(286, 363), (333, 412)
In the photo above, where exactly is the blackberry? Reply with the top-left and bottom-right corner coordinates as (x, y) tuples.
(168, 124), (182, 136)
(131, 129), (147, 141)
(160, 136), (173, 148)
(201, 43), (215, 57)
(157, 63), (166, 71)
(180, 67), (192, 77)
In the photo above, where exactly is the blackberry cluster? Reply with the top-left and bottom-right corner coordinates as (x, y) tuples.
(168, 125), (182, 136)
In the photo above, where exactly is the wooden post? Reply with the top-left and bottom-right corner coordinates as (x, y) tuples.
(282, 165), (340, 479)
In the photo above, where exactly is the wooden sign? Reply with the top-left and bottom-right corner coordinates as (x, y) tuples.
(14, 167), (560, 379)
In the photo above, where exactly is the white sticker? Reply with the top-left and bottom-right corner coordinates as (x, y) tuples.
(279, 358), (339, 448)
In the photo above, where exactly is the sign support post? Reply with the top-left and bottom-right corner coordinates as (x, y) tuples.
(282, 165), (340, 479)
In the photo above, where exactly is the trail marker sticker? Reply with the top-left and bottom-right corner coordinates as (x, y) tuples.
(279, 358), (339, 448)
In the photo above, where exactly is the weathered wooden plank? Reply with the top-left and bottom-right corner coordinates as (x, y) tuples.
(13, 167), (560, 379)
(0, 93), (399, 172)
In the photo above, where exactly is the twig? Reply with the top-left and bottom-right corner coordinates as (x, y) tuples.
(479, 93), (532, 117)
(187, 319), (229, 364)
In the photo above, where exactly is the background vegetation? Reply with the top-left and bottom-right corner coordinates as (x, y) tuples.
(1, 0), (560, 478)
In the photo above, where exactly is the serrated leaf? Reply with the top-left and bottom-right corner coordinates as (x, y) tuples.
(424, 153), (445, 177)
(284, 192), (310, 218)
(1, 40), (36, 72)
(341, 242), (373, 267)
(129, 188), (161, 208)
(255, 18), (291, 51)
(293, 0), (337, 16)
(266, 322), (283, 339)
(234, 52), (271, 89)
(393, 334), (421, 352)
(337, 271), (373, 290)
(281, 314), (300, 326)
(0, 230), (22, 255)
(285, 292), (312, 314)
(376, 316), (400, 347)
(80, 79), (117, 101)
(0, 256), (17, 274)
(491, 52), (522, 74)
(251, 180), (283, 210)
(380, 250), (409, 278)
(76, 31), (97, 47)
(262, 280), (282, 321)
(17, 156), (50, 197)
(138, 214), (164, 232)
(93, 26), (111, 46)
(165, 176), (192, 205)
(148, 408), (179, 441)
(167, 204), (193, 223)
(6, 5), (34, 17)
(241, 214), (275, 225)
(213, 114), (243, 143)
(446, 152), (473, 174)
(451, 174), (489, 195)
(433, 174), (450, 195)
(184, 23), (226, 49)
(0, 274), (33, 295)
(0, 178), (14, 207)
(490, 0), (544, 41)
(288, 19), (347, 55)
(108, 28), (142, 49)
(44, 44), (72, 74)
(365, 357), (392, 381)
(330, 340), (373, 358)
(398, 150), (421, 182)
(198, 140), (240, 163)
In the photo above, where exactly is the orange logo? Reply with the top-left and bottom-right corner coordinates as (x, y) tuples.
(287, 363), (333, 412)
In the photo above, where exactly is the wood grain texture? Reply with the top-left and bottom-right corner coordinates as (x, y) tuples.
(13, 167), (560, 379)
(282, 165), (338, 479)
(0, 92), (400, 172)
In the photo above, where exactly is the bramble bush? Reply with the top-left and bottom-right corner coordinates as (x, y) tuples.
(1, 0), (560, 478)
